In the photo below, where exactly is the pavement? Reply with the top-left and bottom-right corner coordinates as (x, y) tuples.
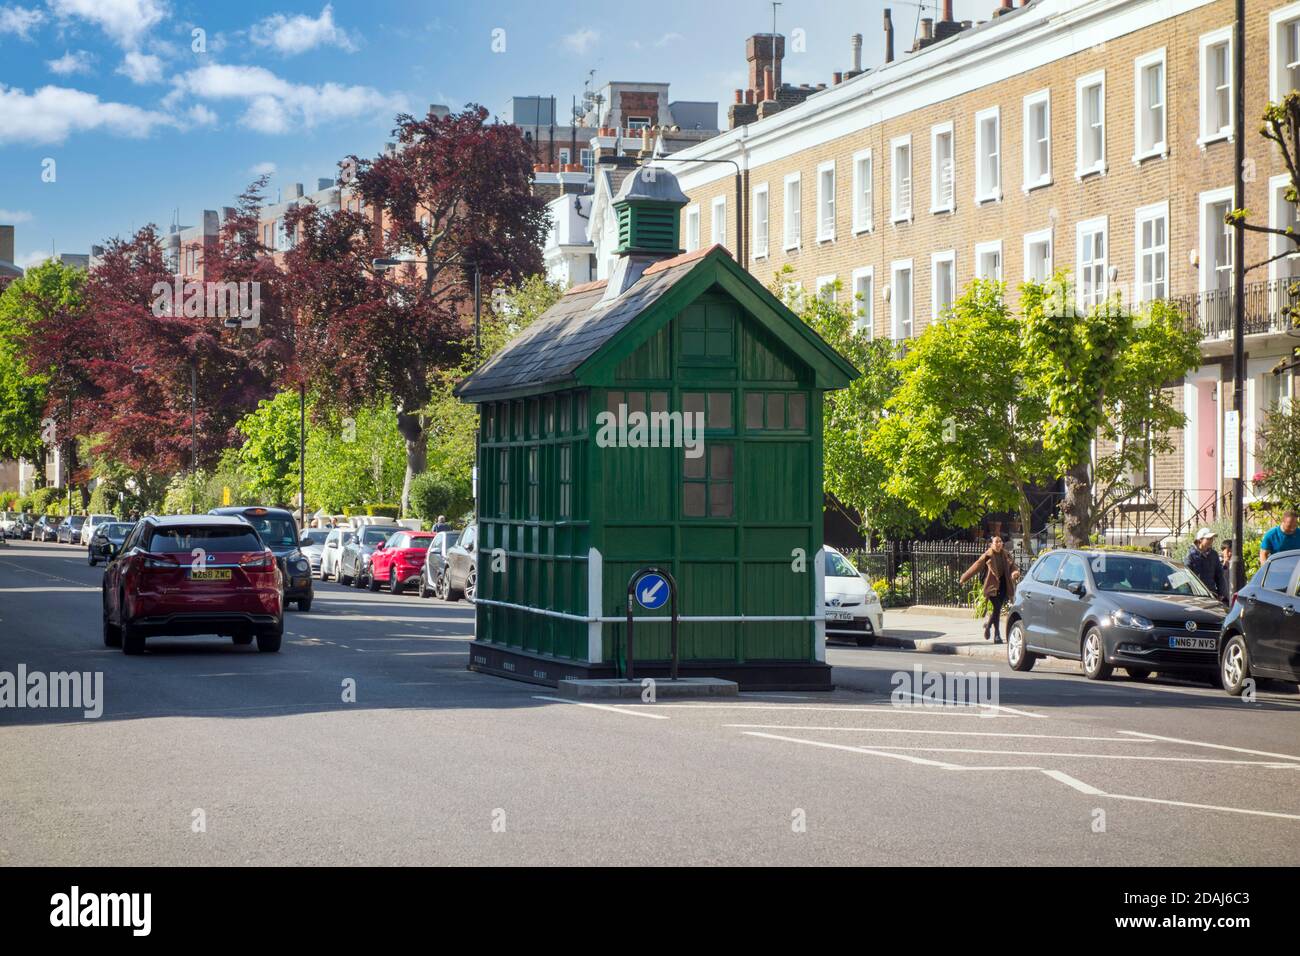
(3, 540), (1300, 866)
(877, 605), (1021, 661)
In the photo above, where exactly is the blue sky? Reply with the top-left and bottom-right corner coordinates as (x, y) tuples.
(0, 0), (987, 265)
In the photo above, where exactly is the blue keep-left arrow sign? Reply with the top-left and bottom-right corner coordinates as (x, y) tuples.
(635, 571), (670, 611)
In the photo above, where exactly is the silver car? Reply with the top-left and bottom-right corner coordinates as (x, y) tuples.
(299, 528), (331, 577)
(417, 530), (461, 598)
(319, 527), (356, 581)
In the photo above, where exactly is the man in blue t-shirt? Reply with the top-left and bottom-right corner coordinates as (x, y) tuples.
(1260, 509), (1300, 562)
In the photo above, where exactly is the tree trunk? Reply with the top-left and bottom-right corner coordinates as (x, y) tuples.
(1061, 461), (1092, 547)
(1016, 489), (1035, 557)
(395, 409), (427, 517)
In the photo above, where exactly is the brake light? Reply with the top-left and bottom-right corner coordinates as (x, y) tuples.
(142, 554), (179, 570)
(240, 551), (275, 571)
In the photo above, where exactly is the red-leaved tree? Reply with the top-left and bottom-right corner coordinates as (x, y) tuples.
(281, 105), (549, 513)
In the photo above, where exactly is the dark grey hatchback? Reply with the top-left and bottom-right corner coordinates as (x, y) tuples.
(1005, 549), (1226, 681)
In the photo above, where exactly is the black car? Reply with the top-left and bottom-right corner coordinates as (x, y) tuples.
(1005, 548), (1226, 681)
(1219, 549), (1300, 696)
(34, 515), (62, 542)
(88, 521), (134, 566)
(209, 506), (314, 611)
(56, 515), (86, 544)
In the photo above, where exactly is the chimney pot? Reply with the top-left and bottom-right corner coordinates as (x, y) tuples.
(942, 0), (954, 20)
(0, 225), (13, 264)
(883, 9), (895, 64)
(922, 17), (933, 39)
(833, 71), (843, 84)
(851, 33), (863, 72)
(734, 88), (743, 103)
(999, 0), (1013, 10)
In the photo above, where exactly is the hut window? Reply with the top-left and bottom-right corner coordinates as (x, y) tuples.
(558, 444), (573, 519)
(559, 393), (571, 434)
(484, 405), (495, 440)
(513, 401), (525, 439)
(682, 392), (732, 430)
(527, 447), (539, 519)
(680, 308), (734, 360)
(576, 393), (588, 433)
(497, 448), (510, 516)
(544, 396), (555, 436)
(529, 400), (539, 437)
(682, 443), (734, 518)
(746, 392), (809, 431)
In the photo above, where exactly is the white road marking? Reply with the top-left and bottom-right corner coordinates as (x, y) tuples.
(723, 724), (1154, 742)
(648, 702), (1014, 717)
(1040, 770), (1107, 795)
(1105, 792), (1300, 821)
(810, 743), (1296, 767)
(1117, 729), (1300, 764)
(741, 731), (962, 768)
(893, 690), (1046, 719)
(531, 695), (670, 720)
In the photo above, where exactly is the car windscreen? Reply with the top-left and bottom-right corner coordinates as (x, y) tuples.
(105, 524), (134, 537)
(361, 527), (399, 545)
(1090, 555), (1213, 597)
(147, 526), (265, 553)
(239, 516), (298, 548)
(824, 551), (860, 578)
(68, 516), (85, 527)
(303, 530), (330, 545)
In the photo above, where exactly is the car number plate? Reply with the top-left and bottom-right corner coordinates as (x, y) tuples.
(827, 610), (852, 622)
(1168, 635), (1215, 650)
(190, 569), (232, 581)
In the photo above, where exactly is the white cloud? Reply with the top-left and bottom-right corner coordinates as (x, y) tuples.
(46, 49), (93, 74)
(0, 5), (43, 38)
(561, 28), (598, 55)
(0, 83), (176, 144)
(250, 4), (354, 55)
(17, 250), (54, 269)
(0, 209), (33, 223)
(186, 102), (215, 125)
(46, 0), (166, 49)
(250, 161), (276, 176)
(655, 32), (682, 47)
(116, 50), (163, 84)
(170, 63), (405, 135)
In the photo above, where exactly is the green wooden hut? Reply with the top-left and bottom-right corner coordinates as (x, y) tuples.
(454, 168), (858, 690)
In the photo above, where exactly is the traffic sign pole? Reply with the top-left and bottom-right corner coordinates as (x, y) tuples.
(624, 567), (679, 682)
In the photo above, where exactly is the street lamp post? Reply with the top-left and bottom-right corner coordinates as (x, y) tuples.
(1229, 0), (1246, 595)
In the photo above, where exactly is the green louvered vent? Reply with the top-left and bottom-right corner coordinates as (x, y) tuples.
(616, 202), (680, 255)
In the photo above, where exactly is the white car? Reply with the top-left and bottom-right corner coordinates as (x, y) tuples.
(318, 527), (356, 581)
(824, 546), (885, 647)
(79, 514), (116, 546)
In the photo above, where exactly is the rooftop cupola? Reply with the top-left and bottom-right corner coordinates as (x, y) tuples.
(612, 166), (690, 257)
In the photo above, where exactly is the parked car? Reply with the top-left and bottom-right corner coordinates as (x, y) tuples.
(337, 525), (401, 588)
(1005, 549), (1226, 681)
(318, 527), (356, 581)
(13, 514), (35, 539)
(88, 521), (134, 566)
(34, 515), (62, 542)
(298, 528), (331, 577)
(439, 522), (478, 602)
(823, 545), (885, 647)
(101, 514), (283, 654)
(210, 506), (314, 612)
(418, 530), (461, 598)
(368, 530), (436, 595)
(1219, 549), (1300, 695)
(0, 511), (21, 538)
(56, 515), (86, 544)
(79, 513), (116, 546)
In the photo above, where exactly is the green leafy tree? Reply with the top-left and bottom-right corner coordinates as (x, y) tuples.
(869, 281), (1053, 551)
(786, 275), (924, 540)
(1256, 402), (1300, 510)
(236, 391), (303, 506)
(1023, 279), (1202, 546)
(304, 404), (406, 513)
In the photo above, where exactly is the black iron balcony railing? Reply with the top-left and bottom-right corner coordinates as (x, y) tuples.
(1169, 277), (1300, 340)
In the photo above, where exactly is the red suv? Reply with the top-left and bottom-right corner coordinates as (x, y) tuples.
(101, 515), (284, 655)
(369, 530), (436, 595)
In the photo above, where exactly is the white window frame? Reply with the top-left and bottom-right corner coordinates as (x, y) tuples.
(1075, 70), (1107, 179)
(1023, 228), (1054, 282)
(1021, 89), (1051, 193)
(816, 160), (836, 242)
(931, 249), (956, 320)
(930, 121), (955, 214)
(1198, 26), (1234, 148)
(891, 135), (913, 223)
(752, 182), (769, 259)
(851, 265), (874, 336)
(815, 274), (838, 303)
(974, 239), (1003, 283)
(851, 148), (873, 234)
(1076, 216), (1109, 308)
(1132, 48), (1168, 163)
(558, 148), (571, 165)
(1134, 201), (1169, 304)
(1199, 186), (1235, 294)
(974, 106), (1001, 204)
(710, 194), (727, 248)
(890, 258), (914, 341)
(684, 203), (700, 253)
(1269, 3), (1300, 105)
(783, 172), (802, 251)
(1269, 172), (1300, 284)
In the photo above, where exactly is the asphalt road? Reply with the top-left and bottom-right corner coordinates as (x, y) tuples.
(2, 539), (1299, 866)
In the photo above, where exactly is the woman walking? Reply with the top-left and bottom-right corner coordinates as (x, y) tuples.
(959, 535), (1022, 644)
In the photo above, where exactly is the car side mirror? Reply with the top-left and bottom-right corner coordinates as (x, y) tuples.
(1069, 581), (1087, 597)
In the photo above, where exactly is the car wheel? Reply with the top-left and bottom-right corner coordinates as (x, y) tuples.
(418, 574), (430, 599)
(390, 569), (403, 596)
(121, 620), (146, 656)
(1081, 627), (1112, 680)
(465, 569), (477, 603)
(297, 597), (312, 612)
(102, 612), (121, 648)
(1007, 619), (1036, 671)
(339, 566), (352, 586)
(88, 552), (97, 566)
(1220, 634), (1250, 697)
(367, 570), (380, 592)
(232, 634), (254, 646)
(1125, 668), (1152, 681)
(256, 626), (283, 653)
